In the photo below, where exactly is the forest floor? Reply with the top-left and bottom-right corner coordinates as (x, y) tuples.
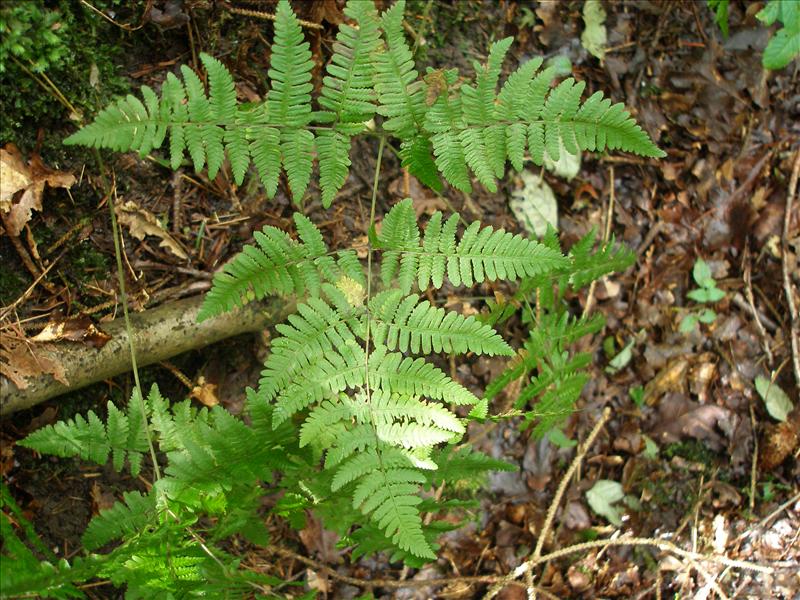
(1, 0), (799, 598)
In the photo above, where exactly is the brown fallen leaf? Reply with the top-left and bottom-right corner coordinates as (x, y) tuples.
(30, 315), (111, 348)
(0, 433), (15, 477)
(650, 393), (734, 451)
(299, 511), (341, 564)
(760, 406), (800, 470)
(0, 144), (76, 236)
(0, 332), (68, 390)
(644, 357), (689, 406)
(90, 481), (118, 514)
(116, 200), (188, 260)
(189, 376), (219, 407)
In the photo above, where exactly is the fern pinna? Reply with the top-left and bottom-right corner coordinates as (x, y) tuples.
(65, 0), (663, 207)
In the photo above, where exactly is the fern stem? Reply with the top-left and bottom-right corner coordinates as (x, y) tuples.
(108, 184), (162, 482)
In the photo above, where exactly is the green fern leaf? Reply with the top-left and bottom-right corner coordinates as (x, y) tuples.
(425, 71), (472, 193)
(369, 289), (513, 355)
(198, 214), (362, 320)
(19, 407), (110, 465)
(82, 491), (157, 551)
(379, 199), (568, 293)
(269, 0), (315, 200)
(316, 0), (381, 207)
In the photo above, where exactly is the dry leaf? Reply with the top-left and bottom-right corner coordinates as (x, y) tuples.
(644, 357), (689, 406)
(0, 333), (69, 389)
(189, 376), (219, 407)
(30, 315), (111, 348)
(90, 481), (118, 513)
(0, 144), (76, 236)
(299, 511), (341, 564)
(116, 200), (188, 260)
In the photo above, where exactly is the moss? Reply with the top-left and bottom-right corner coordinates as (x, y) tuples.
(662, 440), (718, 465)
(0, 257), (28, 304)
(0, 0), (130, 153)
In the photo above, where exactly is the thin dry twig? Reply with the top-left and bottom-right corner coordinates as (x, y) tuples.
(782, 149), (800, 393)
(0, 248), (68, 322)
(483, 536), (773, 600)
(226, 4), (324, 29)
(583, 166), (616, 318)
(743, 249), (774, 364)
(485, 407), (612, 600)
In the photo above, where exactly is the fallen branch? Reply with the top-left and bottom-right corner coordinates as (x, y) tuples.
(0, 295), (290, 415)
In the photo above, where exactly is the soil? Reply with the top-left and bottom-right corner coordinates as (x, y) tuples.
(1, 0), (798, 598)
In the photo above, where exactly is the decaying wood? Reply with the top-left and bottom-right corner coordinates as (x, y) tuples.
(0, 295), (289, 415)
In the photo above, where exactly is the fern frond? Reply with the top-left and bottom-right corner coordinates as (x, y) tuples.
(566, 232), (635, 289)
(367, 346), (478, 405)
(19, 397), (150, 476)
(375, 0), (425, 139)
(82, 491), (157, 551)
(326, 447), (433, 559)
(418, 49), (664, 192)
(429, 445), (516, 486)
(369, 289), (513, 356)
(378, 199), (568, 293)
(316, 0), (381, 207)
(268, 0), (315, 200)
(367, 389), (465, 436)
(198, 213), (363, 321)
(259, 290), (359, 403)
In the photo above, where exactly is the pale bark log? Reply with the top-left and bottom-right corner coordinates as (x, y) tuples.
(1, 296), (289, 415)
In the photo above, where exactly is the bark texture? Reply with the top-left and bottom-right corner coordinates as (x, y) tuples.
(1, 296), (288, 415)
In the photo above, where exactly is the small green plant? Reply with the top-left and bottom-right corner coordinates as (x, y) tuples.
(756, 0), (800, 70)
(679, 258), (725, 333)
(707, 0), (730, 38)
(708, 0), (799, 69)
(8, 0), (664, 594)
(481, 228), (635, 435)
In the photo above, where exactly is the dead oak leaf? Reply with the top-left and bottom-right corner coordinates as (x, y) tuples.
(30, 315), (111, 348)
(0, 144), (76, 236)
(0, 333), (69, 390)
(116, 200), (188, 260)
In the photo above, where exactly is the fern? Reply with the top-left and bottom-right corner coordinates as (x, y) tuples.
(316, 0), (382, 207)
(369, 289), (513, 355)
(35, 0), (666, 579)
(65, 0), (662, 205)
(19, 395), (149, 476)
(378, 198), (568, 293)
(82, 491), (157, 551)
(197, 212), (364, 321)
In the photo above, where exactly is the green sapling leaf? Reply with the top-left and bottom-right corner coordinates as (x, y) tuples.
(679, 313), (699, 333)
(586, 479), (625, 525)
(692, 258), (715, 288)
(755, 375), (793, 422)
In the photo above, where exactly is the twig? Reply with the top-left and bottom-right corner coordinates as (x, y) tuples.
(225, 4), (324, 29)
(0, 248), (67, 322)
(265, 546), (521, 590)
(583, 167), (616, 318)
(79, 0), (151, 31)
(0, 213), (57, 294)
(484, 536), (773, 599)
(485, 407), (612, 599)
(782, 149), (800, 393)
(731, 293), (778, 332)
(743, 250), (774, 365)
(759, 490), (800, 529)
